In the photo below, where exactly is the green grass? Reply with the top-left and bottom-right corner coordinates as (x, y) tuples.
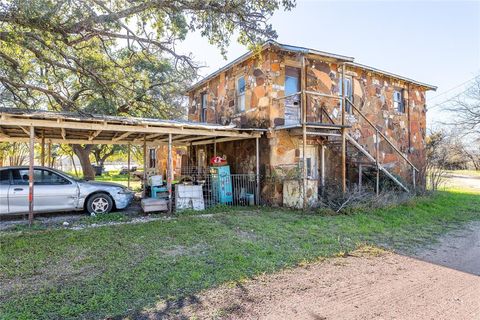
(93, 171), (142, 191)
(1, 189), (479, 319)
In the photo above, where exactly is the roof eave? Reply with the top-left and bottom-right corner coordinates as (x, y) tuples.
(346, 62), (437, 91)
(186, 40), (354, 94)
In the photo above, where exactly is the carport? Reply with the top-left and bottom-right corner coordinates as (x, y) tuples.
(0, 108), (263, 224)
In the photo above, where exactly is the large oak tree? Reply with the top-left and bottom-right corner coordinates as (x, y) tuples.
(0, 0), (295, 179)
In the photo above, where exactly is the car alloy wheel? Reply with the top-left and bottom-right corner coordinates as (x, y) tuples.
(91, 197), (110, 214)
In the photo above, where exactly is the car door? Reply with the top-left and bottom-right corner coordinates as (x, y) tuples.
(8, 169), (29, 214)
(9, 168), (79, 214)
(0, 169), (10, 214)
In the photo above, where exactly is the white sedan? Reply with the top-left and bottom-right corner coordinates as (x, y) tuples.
(0, 166), (134, 215)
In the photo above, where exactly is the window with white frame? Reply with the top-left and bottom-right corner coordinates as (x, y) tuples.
(236, 76), (246, 113)
(338, 77), (353, 113)
(393, 89), (404, 113)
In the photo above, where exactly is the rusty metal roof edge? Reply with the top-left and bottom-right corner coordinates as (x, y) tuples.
(346, 62), (437, 91)
(0, 107), (265, 133)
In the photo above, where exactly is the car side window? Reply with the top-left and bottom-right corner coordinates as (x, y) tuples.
(12, 169), (70, 185)
(0, 170), (10, 185)
(11, 169), (29, 185)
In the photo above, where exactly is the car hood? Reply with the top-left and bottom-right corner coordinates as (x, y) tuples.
(81, 181), (126, 189)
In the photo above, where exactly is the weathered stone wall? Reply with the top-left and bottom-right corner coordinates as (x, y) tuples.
(299, 56), (427, 182)
(188, 51), (273, 128)
(188, 47), (429, 198)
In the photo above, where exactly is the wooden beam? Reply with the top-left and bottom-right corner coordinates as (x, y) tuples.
(0, 127), (9, 138)
(174, 135), (217, 143)
(145, 133), (164, 140)
(112, 131), (133, 142)
(61, 128), (66, 140)
(157, 134), (189, 143)
(190, 136), (255, 146)
(19, 126), (37, 138)
(88, 130), (103, 141)
(0, 136), (164, 146)
(2, 117), (260, 139)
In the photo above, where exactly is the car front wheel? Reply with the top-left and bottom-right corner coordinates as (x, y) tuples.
(87, 193), (113, 215)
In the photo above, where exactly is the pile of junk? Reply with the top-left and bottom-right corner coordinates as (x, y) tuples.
(140, 156), (255, 213)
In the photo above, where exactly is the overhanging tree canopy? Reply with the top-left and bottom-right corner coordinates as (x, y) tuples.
(0, 0), (295, 114)
(0, 0), (295, 179)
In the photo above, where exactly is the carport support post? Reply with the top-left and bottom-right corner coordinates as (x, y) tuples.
(375, 131), (380, 196)
(127, 143), (131, 189)
(28, 126), (35, 226)
(255, 137), (260, 205)
(358, 164), (362, 192)
(301, 54), (307, 210)
(143, 135), (147, 198)
(167, 133), (173, 214)
(341, 63), (347, 194)
(320, 144), (325, 191)
(40, 131), (45, 167)
(47, 142), (52, 167)
(412, 168), (416, 192)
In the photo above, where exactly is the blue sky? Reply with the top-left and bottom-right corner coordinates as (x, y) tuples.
(177, 0), (480, 129)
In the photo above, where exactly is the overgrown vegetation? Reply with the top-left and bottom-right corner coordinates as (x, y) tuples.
(1, 187), (479, 319)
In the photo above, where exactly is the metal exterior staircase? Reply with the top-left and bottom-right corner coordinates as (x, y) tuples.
(315, 99), (417, 193)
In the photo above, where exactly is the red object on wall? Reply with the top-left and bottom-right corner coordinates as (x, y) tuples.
(210, 156), (227, 165)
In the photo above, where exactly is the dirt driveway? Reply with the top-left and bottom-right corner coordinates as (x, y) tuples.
(413, 220), (480, 276)
(148, 248), (479, 320)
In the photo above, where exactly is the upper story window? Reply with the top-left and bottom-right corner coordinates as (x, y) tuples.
(285, 66), (300, 96)
(338, 77), (353, 113)
(393, 89), (404, 113)
(236, 77), (246, 113)
(200, 92), (207, 122)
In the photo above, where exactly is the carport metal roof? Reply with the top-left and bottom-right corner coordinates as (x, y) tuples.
(0, 108), (263, 223)
(0, 108), (263, 146)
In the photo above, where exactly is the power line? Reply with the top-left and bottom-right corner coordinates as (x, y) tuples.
(428, 76), (478, 102)
(427, 87), (471, 111)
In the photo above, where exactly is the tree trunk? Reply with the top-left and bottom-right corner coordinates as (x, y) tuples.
(72, 144), (95, 180)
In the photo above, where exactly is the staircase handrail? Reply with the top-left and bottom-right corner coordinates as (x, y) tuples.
(345, 98), (419, 173)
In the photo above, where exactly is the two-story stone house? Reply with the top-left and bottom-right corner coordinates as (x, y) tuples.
(185, 40), (436, 208)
